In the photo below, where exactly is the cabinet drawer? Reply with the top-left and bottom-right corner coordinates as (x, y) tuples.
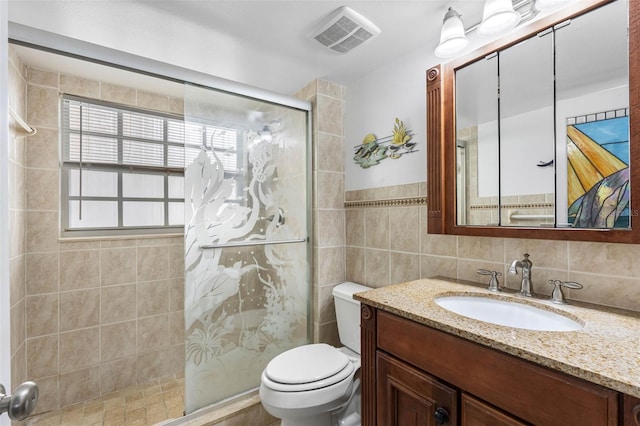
(377, 310), (618, 426)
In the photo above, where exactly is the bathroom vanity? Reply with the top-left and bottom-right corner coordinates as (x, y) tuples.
(355, 278), (640, 426)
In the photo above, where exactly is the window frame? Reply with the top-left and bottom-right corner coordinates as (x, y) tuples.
(60, 95), (188, 237)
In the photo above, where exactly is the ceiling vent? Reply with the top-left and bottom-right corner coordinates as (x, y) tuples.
(310, 6), (381, 54)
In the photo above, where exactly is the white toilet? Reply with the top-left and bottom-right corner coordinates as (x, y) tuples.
(259, 282), (371, 426)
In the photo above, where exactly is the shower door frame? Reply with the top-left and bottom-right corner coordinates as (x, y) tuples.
(1, 7), (13, 425)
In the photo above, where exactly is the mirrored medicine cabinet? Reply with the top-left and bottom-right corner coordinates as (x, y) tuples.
(427, 0), (640, 243)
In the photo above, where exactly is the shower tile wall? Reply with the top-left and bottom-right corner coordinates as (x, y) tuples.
(9, 56), (186, 414)
(8, 44), (28, 396)
(296, 80), (346, 347)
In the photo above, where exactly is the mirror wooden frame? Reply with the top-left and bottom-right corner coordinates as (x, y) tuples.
(427, 0), (640, 243)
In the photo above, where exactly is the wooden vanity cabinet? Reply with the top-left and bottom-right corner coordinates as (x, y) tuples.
(461, 393), (528, 426)
(361, 305), (626, 426)
(377, 350), (457, 426)
(623, 394), (640, 426)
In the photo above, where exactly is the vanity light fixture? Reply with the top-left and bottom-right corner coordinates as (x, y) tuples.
(477, 0), (521, 36)
(534, 0), (569, 10)
(435, 7), (469, 58)
(434, 0), (557, 59)
(435, 0), (519, 59)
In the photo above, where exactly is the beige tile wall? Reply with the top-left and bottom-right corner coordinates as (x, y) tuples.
(8, 44), (28, 394)
(345, 182), (640, 313)
(13, 61), (186, 414)
(345, 184), (426, 288)
(296, 80), (346, 347)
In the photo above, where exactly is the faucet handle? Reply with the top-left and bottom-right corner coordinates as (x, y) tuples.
(547, 280), (583, 304)
(477, 269), (502, 292)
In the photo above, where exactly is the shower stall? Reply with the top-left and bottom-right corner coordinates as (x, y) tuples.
(4, 23), (312, 422)
(182, 84), (311, 412)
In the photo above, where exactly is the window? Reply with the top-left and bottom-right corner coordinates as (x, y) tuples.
(61, 95), (241, 236)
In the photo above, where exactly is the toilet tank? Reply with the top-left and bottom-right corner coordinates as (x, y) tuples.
(332, 282), (372, 354)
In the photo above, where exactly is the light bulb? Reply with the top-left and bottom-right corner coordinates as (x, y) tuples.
(435, 7), (469, 58)
(478, 0), (520, 36)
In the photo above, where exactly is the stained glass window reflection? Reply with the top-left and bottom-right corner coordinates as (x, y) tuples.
(566, 109), (630, 228)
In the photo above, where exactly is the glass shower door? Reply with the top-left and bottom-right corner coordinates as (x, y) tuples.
(183, 84), (311, 413)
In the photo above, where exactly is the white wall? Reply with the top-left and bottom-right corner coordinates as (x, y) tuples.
(344, 45), (437, 191)
(7, 1), (319, 95)
(343, 3), (581, 192)
(343, 25), (523, 191)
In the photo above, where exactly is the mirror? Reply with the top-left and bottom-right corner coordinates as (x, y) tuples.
(456, 0), (627, 229)
(555, 0), (629, 228)
(427, 0), (639, 242)
(456, 53), (499, 226)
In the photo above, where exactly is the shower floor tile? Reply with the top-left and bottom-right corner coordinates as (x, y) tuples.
(25, 375), (185, 426)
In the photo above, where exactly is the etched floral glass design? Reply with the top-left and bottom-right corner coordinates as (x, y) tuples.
(183, 84), (310, 413)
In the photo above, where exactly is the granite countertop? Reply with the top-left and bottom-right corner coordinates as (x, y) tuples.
(354, 277), (640, 398)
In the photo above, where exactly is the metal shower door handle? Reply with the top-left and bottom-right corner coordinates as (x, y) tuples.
(0, 381), (39, 421)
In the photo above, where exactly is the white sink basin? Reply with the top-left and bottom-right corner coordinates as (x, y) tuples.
(435, 295), (583, 332)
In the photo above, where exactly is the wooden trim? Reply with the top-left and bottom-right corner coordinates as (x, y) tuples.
(360, 304), (377, 426)
(427, 65), (444, 234)
(426, 0), (640, 243)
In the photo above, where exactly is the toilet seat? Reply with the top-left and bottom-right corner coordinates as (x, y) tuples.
(262, 343), (355, 392)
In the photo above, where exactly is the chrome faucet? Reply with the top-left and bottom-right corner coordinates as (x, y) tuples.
(508, 253), (533, 296)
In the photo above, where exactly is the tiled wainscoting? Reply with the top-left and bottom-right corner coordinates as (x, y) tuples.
(345, 183), (431, 287)
(346, 182), (640, 313)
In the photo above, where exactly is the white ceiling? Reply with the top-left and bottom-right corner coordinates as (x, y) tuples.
(7, 0), (505, 94)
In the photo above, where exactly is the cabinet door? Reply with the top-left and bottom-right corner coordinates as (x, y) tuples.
(461, 393), (529, 426)
(623, 394), (640, 426)
(377, 351), (457, 426)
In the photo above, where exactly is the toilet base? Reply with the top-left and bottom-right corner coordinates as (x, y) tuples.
(262, 366), (362, 426)
(279, 410), (361, 426)
(280, 413), (331, 426)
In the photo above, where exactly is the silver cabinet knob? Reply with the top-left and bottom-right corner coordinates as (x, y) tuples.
(0, 381), (39, 421)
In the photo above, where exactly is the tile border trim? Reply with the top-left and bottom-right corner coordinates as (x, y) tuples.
(470, 202), (554, 210)
(344, 196), (427, 209)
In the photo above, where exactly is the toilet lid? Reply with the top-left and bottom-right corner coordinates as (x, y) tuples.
(265, 343), (350, 385)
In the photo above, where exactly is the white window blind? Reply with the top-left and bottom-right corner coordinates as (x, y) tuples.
(60, 95), (241, 236)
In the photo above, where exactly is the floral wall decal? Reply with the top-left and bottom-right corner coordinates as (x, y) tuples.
(353, 117), (416, 168)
